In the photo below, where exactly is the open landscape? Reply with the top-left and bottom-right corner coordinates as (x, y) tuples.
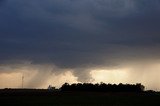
(1, 0), (160, 106)
(0, 83), (160, 106)
(0, 89), (160, 106)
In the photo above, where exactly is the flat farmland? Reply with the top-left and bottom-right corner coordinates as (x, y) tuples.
(0, 90), (160, 106)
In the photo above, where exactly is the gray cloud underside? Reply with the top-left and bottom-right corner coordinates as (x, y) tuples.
(0, 0), (160, 70)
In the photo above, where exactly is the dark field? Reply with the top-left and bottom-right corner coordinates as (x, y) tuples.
(0, 89), (160, 106)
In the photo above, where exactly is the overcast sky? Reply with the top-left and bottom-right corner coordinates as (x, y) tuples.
(0, 0), (160, 90)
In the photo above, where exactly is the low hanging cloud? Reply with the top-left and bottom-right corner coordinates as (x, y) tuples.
(0, 62), (79, 88)
(0, 0), (160, 90)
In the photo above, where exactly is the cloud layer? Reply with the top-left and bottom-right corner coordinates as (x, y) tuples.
(0, 0), (160, 90)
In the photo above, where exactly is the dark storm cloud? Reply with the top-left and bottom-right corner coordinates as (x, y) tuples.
(0, 0), (160, 70)
(0, 0), (6, 5)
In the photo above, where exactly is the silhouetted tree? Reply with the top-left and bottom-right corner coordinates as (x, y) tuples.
(61, 82), (145, 92)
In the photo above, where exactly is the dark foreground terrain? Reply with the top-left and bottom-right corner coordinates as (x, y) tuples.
(0, 89), (160, 106)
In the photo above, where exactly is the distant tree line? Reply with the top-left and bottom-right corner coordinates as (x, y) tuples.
(60, 83), (145, 92)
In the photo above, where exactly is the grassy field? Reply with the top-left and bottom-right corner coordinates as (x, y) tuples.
(0, 90), (160, 106)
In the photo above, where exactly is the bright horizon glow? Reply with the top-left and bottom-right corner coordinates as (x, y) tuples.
(0, 63), (160, 91)
(0, 73), (22, 88)
(90, 69), (130, 84)
(0, 70), (78, 89)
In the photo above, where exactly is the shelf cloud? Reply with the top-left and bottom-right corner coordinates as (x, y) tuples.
(0, 0), (160, 90)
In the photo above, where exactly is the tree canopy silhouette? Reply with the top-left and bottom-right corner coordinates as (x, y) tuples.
(61, 83), (145, 92)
